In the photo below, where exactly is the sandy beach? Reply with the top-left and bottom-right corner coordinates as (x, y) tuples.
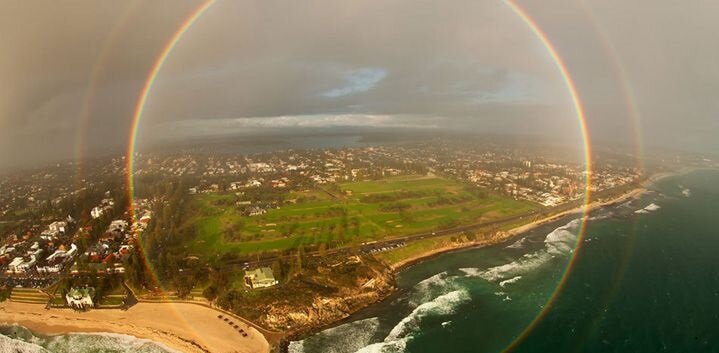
(0, 182), (658, 351)
(391, 185), (647, 270)
(0, 301), (269, 353)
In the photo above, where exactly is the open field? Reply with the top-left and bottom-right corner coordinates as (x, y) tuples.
(188, 175), (538, 255)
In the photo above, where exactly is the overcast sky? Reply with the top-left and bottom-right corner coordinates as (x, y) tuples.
(1, 0), (717, 170)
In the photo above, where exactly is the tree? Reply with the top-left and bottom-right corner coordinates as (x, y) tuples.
(203, 285), (218, 301)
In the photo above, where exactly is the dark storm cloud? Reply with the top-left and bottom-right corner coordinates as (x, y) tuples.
(0, 0), (202, 168)
(2, 0), (718, 170)
(142, 1), (567, 123)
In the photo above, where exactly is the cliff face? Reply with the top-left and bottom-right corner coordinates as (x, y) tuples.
(258, 256), (395, 332)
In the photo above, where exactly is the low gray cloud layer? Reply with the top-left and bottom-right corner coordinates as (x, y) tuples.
(2, 0), (718, 170)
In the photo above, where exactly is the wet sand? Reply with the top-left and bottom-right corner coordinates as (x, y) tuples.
(0, 301), (270, 353)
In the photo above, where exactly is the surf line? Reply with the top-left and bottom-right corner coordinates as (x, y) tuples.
(122, 1), (595, 350)
(500, 2), (594, 351)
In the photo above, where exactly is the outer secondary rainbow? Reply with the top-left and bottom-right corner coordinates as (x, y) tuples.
(123, 1), (216, 347)
(501, 1), (594, 351)
(126, 0), (215, 223)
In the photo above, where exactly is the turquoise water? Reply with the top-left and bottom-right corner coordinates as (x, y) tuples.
(290, 169), (719, 353)
(2, 170), (717, 352)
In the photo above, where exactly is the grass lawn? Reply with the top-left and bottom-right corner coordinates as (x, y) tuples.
(98, 296), (125, 306)
(187, 175), (538, 256)
(377, 234), (458, 265)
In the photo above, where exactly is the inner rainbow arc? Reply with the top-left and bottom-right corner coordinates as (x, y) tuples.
(501, 1), (594, 350)
(126, 0), (215, 224)
(123, 1), (216, 347)
(124, 0), (594, 349)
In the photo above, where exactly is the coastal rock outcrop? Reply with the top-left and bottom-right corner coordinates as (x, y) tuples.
(259, 257), (395, 333)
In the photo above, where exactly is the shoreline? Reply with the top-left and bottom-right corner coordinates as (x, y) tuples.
(0, 324), (186, 353)
(282, 181), (654, 349)
(389, 184), (647, 272)
(4, 169), (699, 352)
(0, 301), (270, 353)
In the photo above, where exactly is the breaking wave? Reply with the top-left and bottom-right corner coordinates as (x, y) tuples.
(499, 276), (522, 288)
(506, 237), (528, 249)
(587, 210), (613, 221)
(0, 335), (51, 353)
(386, 290), (470, 341)
(355, 290), (471, 353)
(635, 203), (661, 214)
(409, 272), (460, 306)
(645, 203), (661, 211)
(0, 325), (178, 353)
(353, 339), (407, 353)
(461, 219), (580, 283)
(288, 317), (381, 353)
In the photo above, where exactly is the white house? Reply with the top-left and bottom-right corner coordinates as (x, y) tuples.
(37, 264), (62, 274)
(66, 287), (95, 310)
(7, 257), (24, 273)
(109, 220), (129, 232)
(40, 229), (60, 241)
(248, 207), (267, 217)
(244, 267), (278, 289)
(91, 206), (104, 219)
(48, 221), (67, 234)
(8, 256), (37, 273)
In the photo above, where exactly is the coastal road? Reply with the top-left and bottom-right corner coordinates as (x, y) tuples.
(215, 181), (643, 270)
(219, 206), (558, 270)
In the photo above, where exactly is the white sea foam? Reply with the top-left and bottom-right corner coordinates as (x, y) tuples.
(499, 276), (522, 288)
(462, 219), (579, 283)
(635, 203), (661, 214)
(290, 317), (381, 353)
(386, 290), (470, 342)
(588, 211), (612, 221)
(409, 272), (456, 306)
(644, 203), (661, 211)
(0, 324), (179, 353)
(459, 268), (482, 277)
(0, 335), (51, 353)
(352, 291), (470, 352)
(619, 200), (634, 208)
(353, 339), (407, 353)
(506, 237), (528, 249)
(59, 332), (183, 353)
(287, 341), (305, 353)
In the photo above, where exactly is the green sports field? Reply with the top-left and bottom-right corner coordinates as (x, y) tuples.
(187, 175), (538, 255)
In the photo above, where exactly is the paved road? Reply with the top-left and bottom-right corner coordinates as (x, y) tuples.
(219, 206), (566, 270)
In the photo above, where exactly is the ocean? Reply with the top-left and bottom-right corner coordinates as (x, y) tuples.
(0, 325), (177, 353)
(289, 169), (719, 353)
(2, 169), (717, 352)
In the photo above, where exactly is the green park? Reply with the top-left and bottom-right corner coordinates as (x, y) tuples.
(187, 175), (539, 256)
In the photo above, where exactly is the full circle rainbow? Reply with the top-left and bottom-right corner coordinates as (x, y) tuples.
(126, 0), (215, 289)
(500, 1), (593, 350)
(124, 0), (595, 348)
